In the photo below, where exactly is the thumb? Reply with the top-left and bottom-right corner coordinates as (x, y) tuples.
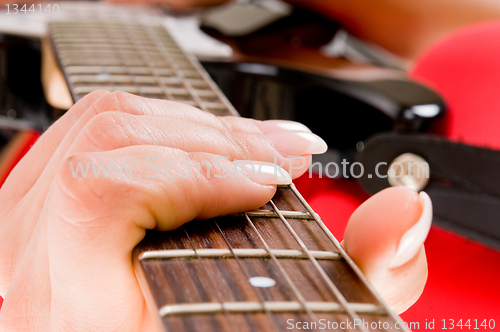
(343, 187), (432, 313)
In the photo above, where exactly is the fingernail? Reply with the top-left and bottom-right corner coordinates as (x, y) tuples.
(258, 120), (312, 134)
(239, 161), (292, 185)
(389, 191), (433, 269)
(266, 131), (328, 156)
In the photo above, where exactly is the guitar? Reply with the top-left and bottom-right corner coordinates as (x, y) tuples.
(3, 2), (411, 331)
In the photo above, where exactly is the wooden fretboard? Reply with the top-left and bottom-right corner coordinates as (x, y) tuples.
(48, 14), (409, 332)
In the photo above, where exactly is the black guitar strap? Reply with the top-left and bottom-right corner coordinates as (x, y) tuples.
(357, 133), (500, 249)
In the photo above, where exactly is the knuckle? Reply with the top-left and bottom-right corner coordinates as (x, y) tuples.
(109, 90), (134, 108)
(83, 112), (135, 150)
(219, 116), (261, 134)
(86, 89), (110, 99)
(90, 91), (139, 116)
(63, 90), (110, 118)
(226, 133), (253, 160)
(189, 152), (233, 181)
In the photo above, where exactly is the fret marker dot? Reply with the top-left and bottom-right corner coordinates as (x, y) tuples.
(248, 276), (276, 288)
(96, 73), (111, 81)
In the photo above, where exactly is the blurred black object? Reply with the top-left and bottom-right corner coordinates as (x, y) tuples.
(199, 3), (445, 173)
(357, 133), (500, 249)
(203, 61), (444, 166)
(0, 34), (51, 146)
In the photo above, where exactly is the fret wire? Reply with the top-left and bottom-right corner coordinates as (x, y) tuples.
(269, 199), (369, 332)
(54, 22), (139, 100)
(242, 213), (321, 329)
(51, 21), (237, 115)
(65, 66), (128, 74)
(188, 53), (238, 116)
(159, 301), (385, 317)
(139, 248), (340, 260)
(143, 24), (238, 116)
(183, 45), (237, 116)
(243, 210), (312, 219)
(287, 184), (408, 331)
(143, 24), (207, 112)
(73, 86), (140, 95)
(181, 226), (240, 332)
(122, 23), (175, 101)
(213, 221), (284, 332)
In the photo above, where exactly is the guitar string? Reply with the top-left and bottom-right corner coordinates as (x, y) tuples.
(105, 22), (151, 100)
(139, 23), (267, 331)
(144, 23), (210, 113)
(52, 19), (404, 332)
(214, 221), (285, 332)
(182, 225), (241, 332)
(63, 20), (235, 114)
(242, 213), (321, 329)
(287, 183), (408, 331)
(269, 199), (368, 332)
(153, 23), (285, 330)
(148, 21), (317, 330)
(58, 22), (148, 98)
(124, 22), (176, 101)
(150, 20), (380, 329)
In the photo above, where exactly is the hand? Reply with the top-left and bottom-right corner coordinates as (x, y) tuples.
(0, 91), (324, 331)
(0, 91), (428, 331)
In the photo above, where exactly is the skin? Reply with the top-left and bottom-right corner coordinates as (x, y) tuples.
(343, 187), (428, 313)
(0, 91), (428, 331)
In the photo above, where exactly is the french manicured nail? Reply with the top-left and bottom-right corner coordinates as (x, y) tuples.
(266, 131), (328, 156)
(259, 120), (312, 134)
(239, 161), (292, 185)
(389, 191), (433, 269)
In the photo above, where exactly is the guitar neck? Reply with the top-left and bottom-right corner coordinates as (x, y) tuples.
(48, 11), (409, 332)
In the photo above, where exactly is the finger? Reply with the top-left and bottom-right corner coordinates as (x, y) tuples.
(6, 91), (226, 201)
(57, 146), (292, 229)
(0, 90), (314, 213)
(0, 91), (323, 290)
(68, 112), (326, 178)
(17, 91), (311, 189)
(47, 146), (290, 330)
(343, 187), (431, 313)
(5, 91), (319, 206)
(0, 91), (230, 269)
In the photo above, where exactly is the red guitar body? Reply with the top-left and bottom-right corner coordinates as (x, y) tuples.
(295, 20), (500, 328)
